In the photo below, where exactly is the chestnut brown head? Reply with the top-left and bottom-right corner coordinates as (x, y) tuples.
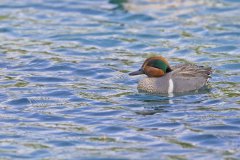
(129, 56), (172, 77)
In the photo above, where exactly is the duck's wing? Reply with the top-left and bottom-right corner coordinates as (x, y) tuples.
(171, 64), (212, 79)
(168, 64), (212, 92)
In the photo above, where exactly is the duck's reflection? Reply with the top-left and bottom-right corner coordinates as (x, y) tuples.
(109, 0), (128, 10)
(132, 87), (211, 115)
(109, 0), (215, 18)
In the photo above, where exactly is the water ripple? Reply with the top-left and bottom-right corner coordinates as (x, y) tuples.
(0, 0), (240, 159)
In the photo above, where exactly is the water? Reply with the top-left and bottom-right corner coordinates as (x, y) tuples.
(0, 0), (239, 159)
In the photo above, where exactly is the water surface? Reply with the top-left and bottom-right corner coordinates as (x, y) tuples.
(0, 0), (240, 159)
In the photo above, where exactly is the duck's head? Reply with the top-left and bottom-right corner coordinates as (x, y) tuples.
(129, 56), (172, 77)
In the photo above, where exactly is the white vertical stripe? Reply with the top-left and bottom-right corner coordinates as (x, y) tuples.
(168, 78), (174, 94)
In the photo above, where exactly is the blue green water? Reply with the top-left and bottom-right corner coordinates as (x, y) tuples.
(0, 0), (240, 159)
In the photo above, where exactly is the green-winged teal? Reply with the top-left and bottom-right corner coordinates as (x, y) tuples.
(129, 56), (212, 94)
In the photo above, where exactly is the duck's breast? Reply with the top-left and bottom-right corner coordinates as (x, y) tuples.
(137, 75), (170, 94)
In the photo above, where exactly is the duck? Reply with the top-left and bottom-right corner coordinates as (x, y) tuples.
(129, 56), (212, 94)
